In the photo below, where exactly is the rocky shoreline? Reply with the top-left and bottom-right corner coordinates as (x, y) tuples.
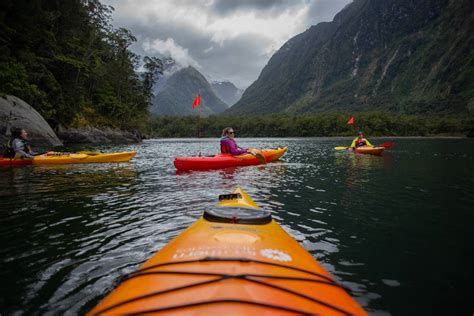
(1, 95), (142, 148)
(57, 126), (142, 145)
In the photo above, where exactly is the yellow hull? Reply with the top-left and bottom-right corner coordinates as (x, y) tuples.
(29, 151), (136, 165)
(32, 153), (89, 165)
(81, 151), (136, 163)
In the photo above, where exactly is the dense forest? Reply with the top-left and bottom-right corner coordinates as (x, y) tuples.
(150, 113), (474, 138)
(0, 0), (162, 133)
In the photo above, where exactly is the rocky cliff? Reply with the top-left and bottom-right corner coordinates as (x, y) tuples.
(211, 81), (243, 106)
(0, 95), (63, 147)
(227, 0), (473, 116)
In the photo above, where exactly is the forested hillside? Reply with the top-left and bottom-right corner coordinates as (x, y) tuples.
(0, 0), (162, 132)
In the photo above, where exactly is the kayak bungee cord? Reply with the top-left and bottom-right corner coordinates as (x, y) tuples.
(91, 257), (353, 315)
(133, 256), (337, 284)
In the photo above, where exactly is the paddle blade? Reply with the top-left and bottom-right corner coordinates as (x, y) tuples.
(379, 142), (394, 149)
(248, 149), (266, 164)
(334, 146), (349, 150)
(255, 152), (266, 164)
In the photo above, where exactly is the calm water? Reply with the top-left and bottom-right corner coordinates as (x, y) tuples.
(1, 138), (473, 315)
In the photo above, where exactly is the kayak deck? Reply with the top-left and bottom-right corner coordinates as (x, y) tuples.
(174, 147), (287, 171)
(89, 188), (366, 315)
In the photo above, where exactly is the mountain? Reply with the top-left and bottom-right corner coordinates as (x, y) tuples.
(227, 0), (474, 116)
(150, 66), (229, 116)
(211, 81), (243, 106)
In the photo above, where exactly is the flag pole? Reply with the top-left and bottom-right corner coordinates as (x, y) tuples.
(198, 93), (201, 156)
(192, 92), (202, 156)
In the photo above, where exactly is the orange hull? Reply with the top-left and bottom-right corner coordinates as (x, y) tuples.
(354, 146), (384, 155)
(89, 189), (366, 315)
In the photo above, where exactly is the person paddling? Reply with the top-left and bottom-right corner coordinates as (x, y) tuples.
(350, 131), (373, 148)
(220, 127), (266, 163)
(7, 128), (36, 159)
(220, 127), (249, 155)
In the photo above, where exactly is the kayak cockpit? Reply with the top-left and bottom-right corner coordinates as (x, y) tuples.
(204, 206), (272, 224)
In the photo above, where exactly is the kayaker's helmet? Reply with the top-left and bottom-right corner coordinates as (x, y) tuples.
(358, 131), (364, 137)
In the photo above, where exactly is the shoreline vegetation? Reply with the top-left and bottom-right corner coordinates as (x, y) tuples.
(149, 113), (474, 138)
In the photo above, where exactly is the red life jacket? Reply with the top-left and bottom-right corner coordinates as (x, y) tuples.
(220, 141), (229, 154)
(356, 138), (367, 147)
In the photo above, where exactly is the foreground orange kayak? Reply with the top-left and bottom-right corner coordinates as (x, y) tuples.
(89, 188), (366, 315)
(174, 147), (287, 171)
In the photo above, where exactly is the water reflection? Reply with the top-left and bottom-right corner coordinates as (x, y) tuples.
(1, 138), (473, 315)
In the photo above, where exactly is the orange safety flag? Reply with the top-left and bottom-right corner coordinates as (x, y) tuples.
(192, 94), (201, 109)
(347, 116), (354, 125)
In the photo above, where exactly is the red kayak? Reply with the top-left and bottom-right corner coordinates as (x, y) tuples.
(0, 157), (33, 167)
(174, 147), (287, 171)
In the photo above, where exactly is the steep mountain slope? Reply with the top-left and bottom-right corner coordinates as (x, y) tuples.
(150, 67), (229, 116)
(227, 0), (473, 115)
(211, 81), (243, 106)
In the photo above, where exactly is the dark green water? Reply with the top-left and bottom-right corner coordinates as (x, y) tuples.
(1, 138), (473, 315)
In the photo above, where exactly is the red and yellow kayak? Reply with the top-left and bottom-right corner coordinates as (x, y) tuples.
(174, 147), (287, 171)
(0, 151), (136, 167)
(89, 188), (366, 315)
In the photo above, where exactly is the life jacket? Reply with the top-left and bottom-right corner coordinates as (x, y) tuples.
(3, 139), (16, 158)
(3, 138), (31, 158)
(355, 138), (367, 147)
(220, 139), (230, 154)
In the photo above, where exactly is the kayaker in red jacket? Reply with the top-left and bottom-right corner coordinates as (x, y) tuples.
(220, 127), (248, 155)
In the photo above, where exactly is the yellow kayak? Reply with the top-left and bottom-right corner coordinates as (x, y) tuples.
(1, 151), (136, 166)
(89, 188), (366, 315)
(79, 151), (137, 163)
(32, 153), (89, 165)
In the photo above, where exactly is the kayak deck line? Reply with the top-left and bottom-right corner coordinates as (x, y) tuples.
(92, 258), (352, 315)
(132, 257), (337, 284)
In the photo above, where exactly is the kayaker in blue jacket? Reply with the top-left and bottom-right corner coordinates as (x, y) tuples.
(220, 127), (248, 155)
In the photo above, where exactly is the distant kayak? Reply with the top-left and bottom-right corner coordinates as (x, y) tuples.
(334, 146), (384, 156)
(174, 147), (287, 171)
(0, 151), (136, 167)
(88, 187), (367, 315)
(354, 146), (384, 155)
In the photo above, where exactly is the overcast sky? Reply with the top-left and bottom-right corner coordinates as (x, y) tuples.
(102, 0), (351, 89)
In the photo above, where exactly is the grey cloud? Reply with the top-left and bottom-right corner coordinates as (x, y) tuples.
(306, 0), (352, 24)
(198, 33), (274, 88)
(103, 0), (351, 88)
(212, 0), (302, 15)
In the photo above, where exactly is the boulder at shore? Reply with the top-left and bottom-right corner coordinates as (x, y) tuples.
(57, 126), (141, 145)
(0, 95), (63, 147)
